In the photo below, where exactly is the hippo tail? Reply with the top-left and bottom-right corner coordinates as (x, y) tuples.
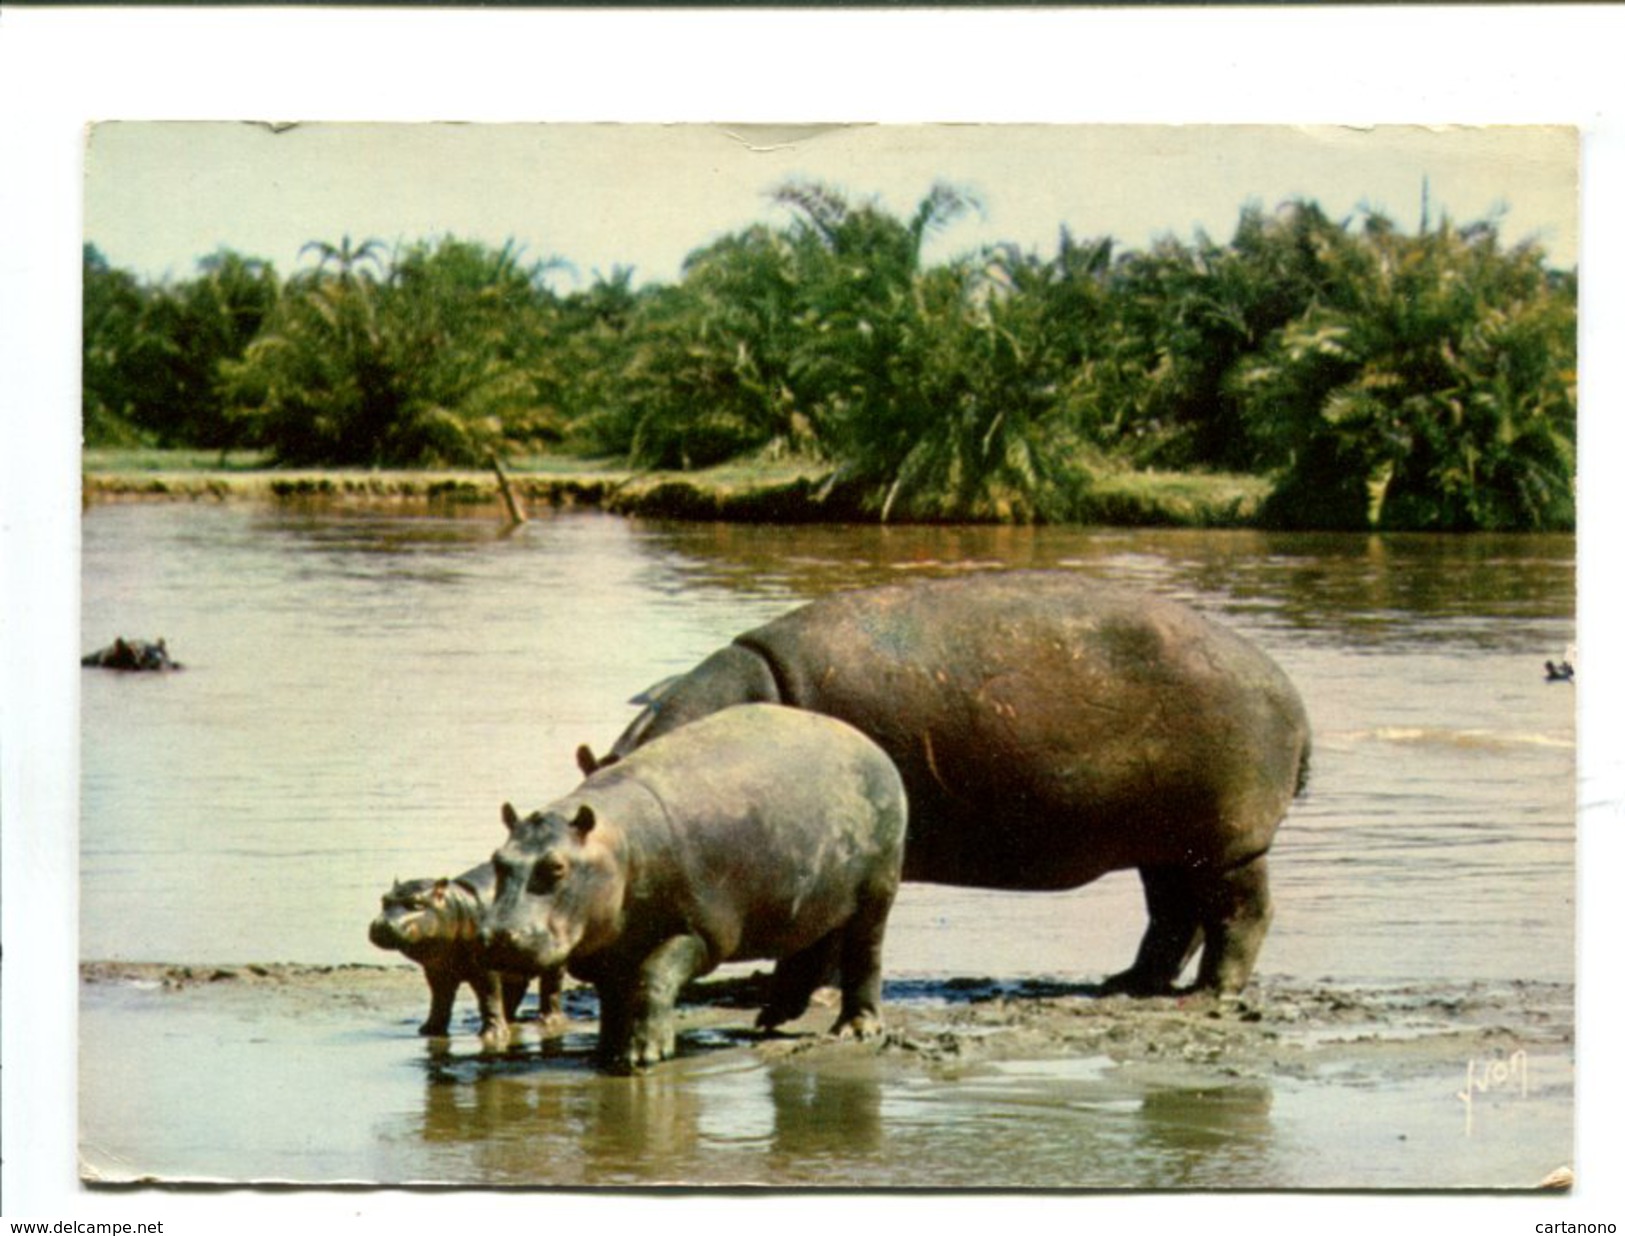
(1293, 731), (1312, 798)
(608, 642), (785, 761)
(628, 675), (683, 708)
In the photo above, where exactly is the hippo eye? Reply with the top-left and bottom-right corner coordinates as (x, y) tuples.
(528, 856), (567, 896)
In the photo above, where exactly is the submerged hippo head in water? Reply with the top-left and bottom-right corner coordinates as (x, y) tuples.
(579, 571), (1312, 998)
(81, 637), (181, 672)
(369, 865), (561, 1047)
(483, 704), (907, 1071)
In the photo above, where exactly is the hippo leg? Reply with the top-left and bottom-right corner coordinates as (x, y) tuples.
(1190, 853), (1273, 995)
(533, 966), (567, 1031)
(594, 983), (633, 1067)
(420, 969), (458, 1036)
(758, 933), (841, 1033)
(832, 889), (894, 1039)
(611, 934), (712, 1070)
(499, 973), (531, 1024)
(471, 970), (512, 1051)
(1101, 866), (1205, 996)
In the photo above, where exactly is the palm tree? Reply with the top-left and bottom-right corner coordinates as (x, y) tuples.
(608, 228), (808, 469)
(769, 181), (1005, 517)
(1237, 212), (1576, 530)
(81, 246), (280, 451)
(767, 181), (1113, 522)
(299, 235), (388, 283)
(225, 235), (562, 466)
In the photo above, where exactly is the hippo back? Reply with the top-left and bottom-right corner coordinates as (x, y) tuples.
(527, 704), (907, 973)
(584, 704), (906, 872)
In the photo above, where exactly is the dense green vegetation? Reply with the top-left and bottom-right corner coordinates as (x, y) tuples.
(83, 184), (1576, 530)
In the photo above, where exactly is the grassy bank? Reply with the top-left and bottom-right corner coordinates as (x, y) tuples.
(81, 449), (1270, 528)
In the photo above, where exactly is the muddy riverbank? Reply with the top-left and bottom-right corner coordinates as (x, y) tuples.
(80, 961), (1574, 1190)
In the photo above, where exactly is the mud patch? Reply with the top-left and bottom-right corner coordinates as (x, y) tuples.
(78, 961), (1573, 1077)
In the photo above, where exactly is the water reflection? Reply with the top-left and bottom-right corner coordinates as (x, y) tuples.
(399, 1030), (891, 1185)
(397, 1032), (1284, 1188)
(1135, 1084), (1276, 1188)
(391, 994), (1284, 1189)
(625, 521), (1574, 652)
(760, 1067), (887, 1163)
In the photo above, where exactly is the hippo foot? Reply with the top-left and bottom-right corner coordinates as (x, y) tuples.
(534, 1009), (570, 1035)
(1098, 968), (1178, 998)
(1181, 988), (1249, 1012)
(602, 1046), (668, 1074)
(612, 1021), (677, 1071)
(831, 1010), (885, 1040)
(754, 1006), (807, 1036)
(478, 1023), (513, 1052)
(418, 1020), (452, 1037)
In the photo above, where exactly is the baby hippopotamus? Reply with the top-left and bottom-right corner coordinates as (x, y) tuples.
(482, 704), (907, 1071)
(369, 864), (562, 1048)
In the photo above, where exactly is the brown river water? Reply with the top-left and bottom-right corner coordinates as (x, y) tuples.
(77, 501), (1577, 1192)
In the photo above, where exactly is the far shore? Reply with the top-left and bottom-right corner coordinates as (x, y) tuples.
(81, 449), (1271, 528)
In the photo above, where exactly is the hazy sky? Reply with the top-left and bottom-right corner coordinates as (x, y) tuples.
(85, 122), (1578, 288)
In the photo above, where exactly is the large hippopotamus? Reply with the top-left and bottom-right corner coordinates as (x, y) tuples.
(369, 864), (562, 1048)
(582, 571), (1311, 997)
(483, 704), (907, 1071)
(81, 636), (181, 671)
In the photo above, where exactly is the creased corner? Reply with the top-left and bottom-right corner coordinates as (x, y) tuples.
(716, 123), (863, 155)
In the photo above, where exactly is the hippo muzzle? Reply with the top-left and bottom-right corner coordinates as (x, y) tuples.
(368, 915), (407, 950)
(478, 922), (559, 977)
(479, 887), (564, 976)
(369, 877), (486, 955)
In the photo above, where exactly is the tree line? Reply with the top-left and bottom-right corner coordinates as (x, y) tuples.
(83, 182), (1577, 530)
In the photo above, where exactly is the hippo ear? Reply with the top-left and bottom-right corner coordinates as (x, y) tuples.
(502, 802), (520, 832)
(570, 804), (596, 837)
(576, 745), (599, 777)
(431, 878), (449, 905)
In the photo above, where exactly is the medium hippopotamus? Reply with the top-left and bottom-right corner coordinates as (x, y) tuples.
(483, 704), (907, 1071)
(81, 636), (181, 671)
(369, 864), (562, 1047)
(581, 571), (1311, 997)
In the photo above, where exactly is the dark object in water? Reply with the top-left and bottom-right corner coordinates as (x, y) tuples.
(81, 637), (182, 672)
(1544, 659), (1575, 683)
